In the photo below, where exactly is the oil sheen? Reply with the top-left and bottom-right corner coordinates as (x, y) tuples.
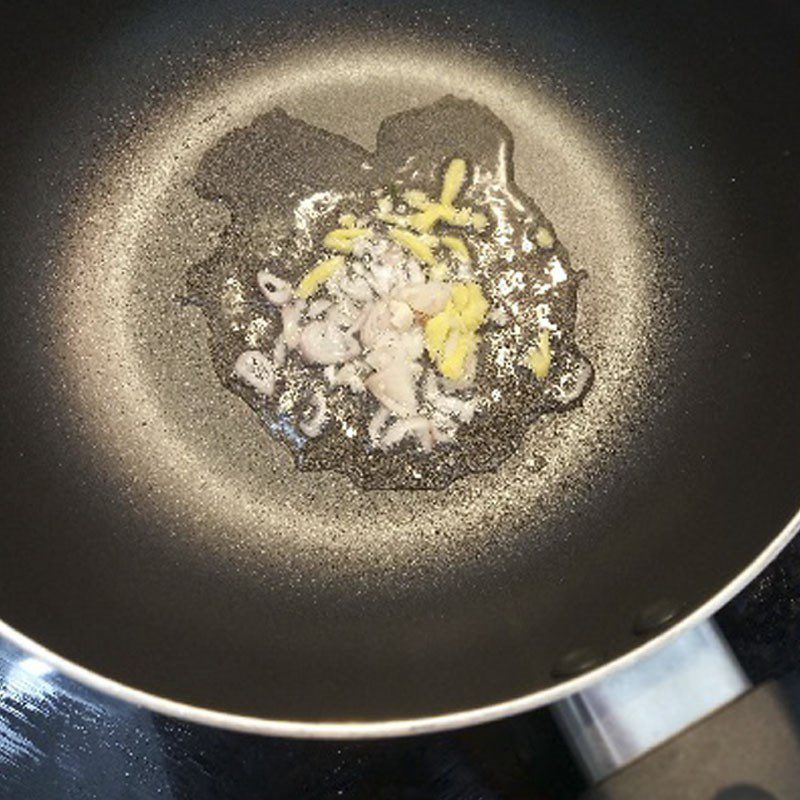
(187, 97), (593, 489)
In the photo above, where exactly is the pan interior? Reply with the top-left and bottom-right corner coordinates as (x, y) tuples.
(2, 0), (797, 725)
(57, 41), (657, 586)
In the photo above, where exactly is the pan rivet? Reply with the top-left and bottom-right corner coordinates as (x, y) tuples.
(633, 600), (683, 636)
(551, 647), (603, 679)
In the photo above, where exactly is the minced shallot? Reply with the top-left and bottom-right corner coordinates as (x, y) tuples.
(239, 231), (486, 451)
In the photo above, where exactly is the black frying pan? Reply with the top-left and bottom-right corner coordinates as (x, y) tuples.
(0, 0), (798, 736)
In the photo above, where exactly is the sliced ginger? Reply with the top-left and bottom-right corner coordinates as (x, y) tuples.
(389, 228), (438, 266)
(296, 256), (345, 299)
(424, 282), (489, 381)
(525, 329), (552, 380)
(323, 227), (372, 254)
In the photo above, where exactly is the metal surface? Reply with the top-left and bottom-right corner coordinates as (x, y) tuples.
(0, 0), (798, 732)
(554, 621), (750, 782)
(580, 675), (800, 800)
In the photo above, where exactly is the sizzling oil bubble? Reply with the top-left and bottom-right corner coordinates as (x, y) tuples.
(187, 97), (592, 489)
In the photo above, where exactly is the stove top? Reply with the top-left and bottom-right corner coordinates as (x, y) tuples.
(2, 538), (800, 800)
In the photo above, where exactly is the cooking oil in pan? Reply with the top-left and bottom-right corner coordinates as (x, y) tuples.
(186, 97), (592, 489)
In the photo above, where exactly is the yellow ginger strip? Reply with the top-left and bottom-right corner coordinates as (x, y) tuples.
(322, 227), (371, 254)
(402, 189), (432, 210)
(535, 226), (555, 248)
(401, 159), (491, 234)
(409, 205), (444, 233)
(296, 256), (345, 299)
(439, 330), (477, 380)
(453, 283), (489, 330)
(525, 329), (552, 380)
(389, 228), (438, 266)
(448, 207), (473, 227)
(408, 203), (484, 233)
(471, 212), (488, 231)
(424, 283), (489, 380)
(440, 235), (470, 262)
(440, 158), (467, 206)
(424, 313), (451, 359)
(376, 211), (409, 227)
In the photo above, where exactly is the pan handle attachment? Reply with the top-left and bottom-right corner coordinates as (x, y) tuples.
(554, 620), (750, 782)
(557, 621), (800, 798)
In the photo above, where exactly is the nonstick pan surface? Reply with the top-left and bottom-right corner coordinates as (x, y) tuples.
(0, 0), (798, 735)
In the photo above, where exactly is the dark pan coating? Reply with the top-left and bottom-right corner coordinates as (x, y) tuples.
(0, 0), (797, 724)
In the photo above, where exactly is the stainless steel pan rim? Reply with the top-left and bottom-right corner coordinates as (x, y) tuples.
(2, 506), (798, 739)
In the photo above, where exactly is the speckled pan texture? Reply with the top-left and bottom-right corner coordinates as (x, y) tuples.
(53, 38), (667, 587)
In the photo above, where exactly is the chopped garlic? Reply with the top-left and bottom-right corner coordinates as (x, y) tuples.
(389, 299), (414, 330)
(245, 151), (549, 460)
(234, 350), (275, 396)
